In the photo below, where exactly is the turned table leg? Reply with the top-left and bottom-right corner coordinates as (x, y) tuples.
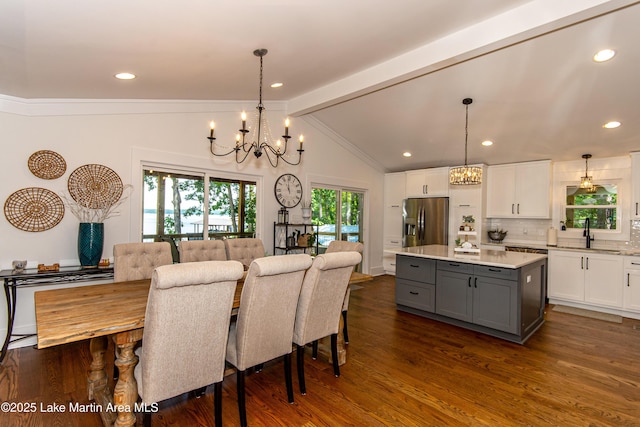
(113, 329), (144, 427)
(88, 336), (117, 426)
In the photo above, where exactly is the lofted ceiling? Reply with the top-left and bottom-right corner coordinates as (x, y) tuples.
(1, 0), (639, 172)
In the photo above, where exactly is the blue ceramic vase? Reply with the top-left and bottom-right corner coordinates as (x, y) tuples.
(78, 222), (104, 267)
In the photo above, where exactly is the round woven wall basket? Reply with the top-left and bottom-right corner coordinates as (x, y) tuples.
(4, 187), (65, 232)
(28, 150), (67, 180)
(67, 164), (123, 209)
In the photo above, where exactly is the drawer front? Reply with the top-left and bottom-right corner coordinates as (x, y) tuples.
(473, 265), (518, 281)
(436, 259), (474, 274)
(396, 256), (436, 283)
(624, 256), (640, 270)
(396, 279), (435, 312)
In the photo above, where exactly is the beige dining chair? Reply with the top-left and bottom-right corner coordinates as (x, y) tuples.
(179, 239), (227, 263)
(134, 260), (244, 427)
(113, 242), (173, 282)
(292, 251), (362, 394)
(325, 240), (364, 344)
(226, 253), (312, 427)
(112, 241), (173, 380)
(224, 238), (265, 269)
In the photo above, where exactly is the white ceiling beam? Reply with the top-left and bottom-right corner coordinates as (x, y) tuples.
(287, 0), (637, 116)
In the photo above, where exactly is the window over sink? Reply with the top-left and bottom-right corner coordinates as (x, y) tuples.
(564, 183), (618, 230)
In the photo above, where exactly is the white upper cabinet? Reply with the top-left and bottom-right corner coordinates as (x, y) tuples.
(384, 172), (406, 208)
(631, 152), (640, 218)
(405, 167), (450, 198)
(486, 160), (551, 218)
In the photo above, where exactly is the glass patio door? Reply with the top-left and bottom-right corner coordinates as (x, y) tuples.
(311, 186), (364, 255)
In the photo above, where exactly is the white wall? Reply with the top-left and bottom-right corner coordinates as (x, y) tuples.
(0, 96), (385, 349)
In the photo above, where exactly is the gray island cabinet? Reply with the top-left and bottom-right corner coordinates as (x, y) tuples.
(390, 245), (547, 344)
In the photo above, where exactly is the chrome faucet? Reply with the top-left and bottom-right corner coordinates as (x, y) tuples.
(583, 218), (594, 248)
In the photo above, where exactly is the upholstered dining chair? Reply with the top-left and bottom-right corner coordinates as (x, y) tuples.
(113, 242), (173, 282)
(223, 238), (265, 270)
(325, 240), (364, 344)
(112, 242), (173, 380)
(134, 260), (244, 427)
(292, 251), (362, 395)
(226, 254), (312, 427)
(179, 239), (227, 263)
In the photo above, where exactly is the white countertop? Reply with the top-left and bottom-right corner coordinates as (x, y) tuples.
(386, 245), (547, 269)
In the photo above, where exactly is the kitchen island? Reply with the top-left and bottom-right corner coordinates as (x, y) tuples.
(386, 245), (547, 344)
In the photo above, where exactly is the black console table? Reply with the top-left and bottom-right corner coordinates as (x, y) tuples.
(0, 265), (114, 363)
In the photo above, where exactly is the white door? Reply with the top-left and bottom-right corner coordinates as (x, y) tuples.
(548, 251), (584, 301)
(584, 255), (623, 307)
(516, 162), (551, 218)
(486, 165), (516, 217)
(624, 269), (640, 312)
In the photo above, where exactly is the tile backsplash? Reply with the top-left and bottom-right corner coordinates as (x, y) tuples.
(486, 218), (640, 251)
(485, 218), (551, 245)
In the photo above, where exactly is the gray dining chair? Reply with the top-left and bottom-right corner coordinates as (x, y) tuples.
(292, 251), (362, 394)
(226, 254), (312, 427)
(224, 238), (265, 269)
(325, 240), (364, 344)
(134, 260), (244, 427)
(179, 239), (227, 263)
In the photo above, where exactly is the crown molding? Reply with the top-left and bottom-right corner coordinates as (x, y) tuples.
(0, 94), (287, 117)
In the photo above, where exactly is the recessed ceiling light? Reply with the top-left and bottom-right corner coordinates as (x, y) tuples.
(403, 152), (412, 157)
(115, 72), (136, 80)
(481, 140), (493, 146)
(270, 82), (283, 88)
(603, 121), (621, 129)
(593, 49), (615, 62)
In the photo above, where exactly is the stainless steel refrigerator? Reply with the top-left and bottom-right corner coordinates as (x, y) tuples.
(402, 197), (449, 247)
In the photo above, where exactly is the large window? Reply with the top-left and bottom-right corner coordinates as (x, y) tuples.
(142, 169), (256, 242)
(564, 184), (618, 230)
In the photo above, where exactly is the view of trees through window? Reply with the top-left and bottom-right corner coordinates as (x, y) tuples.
(565, 184), (617, 230)
(142, 169), (256, 242)
(311, 187), (363, 251)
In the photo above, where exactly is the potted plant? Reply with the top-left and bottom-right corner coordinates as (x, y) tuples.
(462, 215), (475, 231)
(62, 185), (133, 267)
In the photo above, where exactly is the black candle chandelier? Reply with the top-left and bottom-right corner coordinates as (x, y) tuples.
(207, 48), (304, 167)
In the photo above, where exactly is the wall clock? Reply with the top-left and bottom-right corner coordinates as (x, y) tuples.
(274, 173), (302, 208)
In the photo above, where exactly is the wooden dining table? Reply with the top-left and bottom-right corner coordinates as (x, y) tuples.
(34, 271), (372, 427)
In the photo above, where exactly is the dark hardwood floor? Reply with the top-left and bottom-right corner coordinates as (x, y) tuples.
(1, 274), (639, 426)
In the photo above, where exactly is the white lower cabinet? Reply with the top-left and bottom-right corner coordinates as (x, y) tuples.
(548, 250), (623, 308)
(624, 257), (640, 312)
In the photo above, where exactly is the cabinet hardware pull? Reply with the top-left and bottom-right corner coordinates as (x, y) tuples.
(449, 263), (460, 267)
(632, 262), (640, 266)
(512, 204), (515, 214)
(628, 273), (630, 287)
(409, 291), (419, 295)
(391, 204), (400, 208)
(581, 257), (584, 269)
(474, 277), (478, 288)
(488, 268), (501, 272)
(459, 204), (470, 207)
(390, 240), (399, 244)
(636, 202), (638, 216)
(586, 257), (589, 270)
(425, 185), (428, 194)
(468, 277), (471, 287)
(517, 203), (520, 214)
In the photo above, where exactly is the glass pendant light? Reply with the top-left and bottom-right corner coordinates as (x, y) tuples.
(450, 98), (482, 185)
